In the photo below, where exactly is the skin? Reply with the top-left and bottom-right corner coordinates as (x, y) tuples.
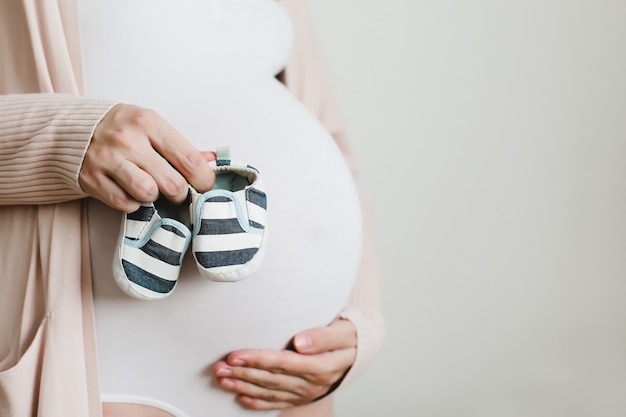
(79, 103), (215, 212)
(213, 319), (357, 411)
(88, 107), (358, 415)
(102, 403), (176, 417)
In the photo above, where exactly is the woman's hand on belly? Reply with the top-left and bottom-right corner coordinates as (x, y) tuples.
(80, 104), (215, 212)
(212, 319), (357, 410)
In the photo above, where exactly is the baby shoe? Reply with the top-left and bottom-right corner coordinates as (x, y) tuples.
(191, 147), (268, 282)
(113, 193), (193, 300)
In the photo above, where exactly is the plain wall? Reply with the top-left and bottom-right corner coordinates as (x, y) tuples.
(305, 1), (626, 416)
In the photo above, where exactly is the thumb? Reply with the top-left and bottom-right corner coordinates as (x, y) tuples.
(200, 150), (217, 162)
(293, 319), (357, 354)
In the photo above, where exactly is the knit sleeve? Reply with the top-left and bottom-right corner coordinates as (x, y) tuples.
(0, 94), (117, 205)
(337, 191), (385, 385)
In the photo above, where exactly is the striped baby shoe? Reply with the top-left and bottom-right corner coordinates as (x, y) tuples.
(112, 194), (193, 300)
(191, 147), (267, 282)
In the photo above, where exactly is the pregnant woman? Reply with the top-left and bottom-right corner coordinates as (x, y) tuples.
(0, 1), (384, 416)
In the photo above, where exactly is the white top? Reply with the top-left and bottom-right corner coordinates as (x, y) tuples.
(81, 2), (362, 416)
(80, 0), (294, 80)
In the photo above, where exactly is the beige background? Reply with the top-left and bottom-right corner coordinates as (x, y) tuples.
(306, 1), (626, 416)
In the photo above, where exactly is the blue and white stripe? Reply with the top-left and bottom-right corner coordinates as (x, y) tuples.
(113, 204), (192, 300)
(191, 159), (268, 281)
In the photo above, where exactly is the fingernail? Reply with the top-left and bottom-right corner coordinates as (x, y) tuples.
(230, 358), (245, 366)
(216, 367), (232, 377)
(239, 396), (254, 405)
(221, 378), (235, 389)
(294, 334), (313, 351)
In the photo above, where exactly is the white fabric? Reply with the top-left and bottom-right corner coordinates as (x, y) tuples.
(125, 217), (157, 240)
(79, 0), (293, 82)
(201, 202), (238, 219)
(193, 233), (262, 252)
(82, 1), (362, 416)
(150, 227), (190, 253)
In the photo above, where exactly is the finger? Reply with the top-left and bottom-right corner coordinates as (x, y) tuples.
(147, 119), (214, 194)
(215, 362), (305, 395)
(132, 150), (189, 204)
(108, 159), (160, 203)
(226, 348), (356, 380)
(226, 350), (300, 374)
(217, 377), (301, 405)
(216, 364), (331, 402)
(293, 318), (357, 354)
(237, 395), (294, 411)
(200, 150), (216, 162)
(80, 167), (141, 213)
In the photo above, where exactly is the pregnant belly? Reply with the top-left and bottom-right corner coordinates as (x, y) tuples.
(88, 71), (362, 417)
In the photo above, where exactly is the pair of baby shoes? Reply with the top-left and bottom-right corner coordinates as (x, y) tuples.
(112, 147), (268, 300)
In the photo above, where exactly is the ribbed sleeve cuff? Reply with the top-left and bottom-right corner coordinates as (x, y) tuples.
(0, 94), (117, 204)
(338, 308), (385, 387)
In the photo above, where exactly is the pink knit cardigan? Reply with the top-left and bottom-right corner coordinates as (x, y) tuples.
(0, 1), (384, 416)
